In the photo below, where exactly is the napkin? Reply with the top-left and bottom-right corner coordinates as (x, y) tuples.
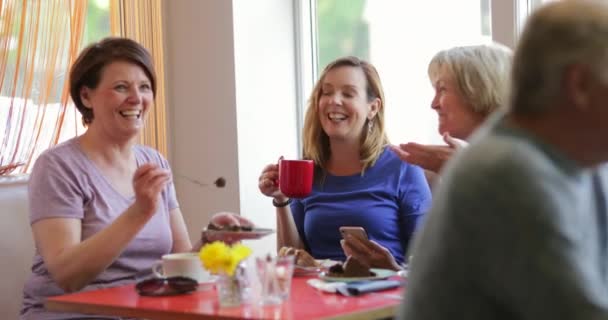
(339, 280), (402, 296)
(307, 279), (346, 293)
(307, 279), (402, 296)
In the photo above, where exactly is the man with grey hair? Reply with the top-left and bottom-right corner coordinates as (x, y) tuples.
(400, 1), (608, 319)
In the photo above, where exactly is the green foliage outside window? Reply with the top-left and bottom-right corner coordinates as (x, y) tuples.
(59, 0), (110, 100)
(83, 0), (111, 46)
(316, 0), (369, 70)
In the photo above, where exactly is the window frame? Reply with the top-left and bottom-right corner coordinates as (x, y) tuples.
(292, 0), (318, 157)
(293, 0), (532, 138)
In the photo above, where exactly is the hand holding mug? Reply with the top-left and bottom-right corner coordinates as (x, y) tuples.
(258, 163), (282, 198)
(259, 157), (314, 200)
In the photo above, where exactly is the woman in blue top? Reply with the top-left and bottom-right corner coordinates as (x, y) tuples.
(258, 56), (431, 270)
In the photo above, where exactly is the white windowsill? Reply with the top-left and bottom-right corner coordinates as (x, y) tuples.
(0, 174), (29, 186)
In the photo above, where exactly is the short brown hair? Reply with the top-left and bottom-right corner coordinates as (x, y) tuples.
(69, 37), (157, 125)
(303, 56), (388, 173)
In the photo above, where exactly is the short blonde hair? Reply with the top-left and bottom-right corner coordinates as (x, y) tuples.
(428, 44), (512, 116)
(511, 0), (608, 114)
(303, 56), (388, 173)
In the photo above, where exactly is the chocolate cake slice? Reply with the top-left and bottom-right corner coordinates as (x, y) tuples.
(327, 256), (374, 277)
(342, 256), (373, 277)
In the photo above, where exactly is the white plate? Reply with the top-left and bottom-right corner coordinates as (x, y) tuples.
(202, 227), (275, 242)
(292, 259), (339, 276)
(319, 268), (397, 283)
(294, 265), (322, 276)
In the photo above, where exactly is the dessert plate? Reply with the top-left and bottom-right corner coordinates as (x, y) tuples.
(292, 259), (337, 277)
(294, 265), (323, 276)
(202, 227), (274, 242)
(319, 268), (396, 283)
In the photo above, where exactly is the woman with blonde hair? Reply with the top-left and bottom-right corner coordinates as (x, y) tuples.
(392, 44), (513, 177)
(258, 56), (431, 270)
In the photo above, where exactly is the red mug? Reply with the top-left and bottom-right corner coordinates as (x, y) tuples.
(277, 157), (314, 198)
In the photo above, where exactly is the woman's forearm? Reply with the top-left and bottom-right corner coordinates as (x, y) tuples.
(39, 205), (151, 292)
(275, 206), (304, 250)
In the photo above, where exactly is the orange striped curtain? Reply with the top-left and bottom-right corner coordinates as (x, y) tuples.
(109, 0), (167, 156)
(0, 0), (87, 173)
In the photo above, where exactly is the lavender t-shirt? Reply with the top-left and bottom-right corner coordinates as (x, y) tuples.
(21, 138), (179, 320)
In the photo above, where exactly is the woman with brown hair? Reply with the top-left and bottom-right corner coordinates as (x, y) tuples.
(21, 37), (250, 319)
(258, 56), (432, 270)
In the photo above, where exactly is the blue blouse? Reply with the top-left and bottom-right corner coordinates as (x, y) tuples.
(291, 147), (432, 263)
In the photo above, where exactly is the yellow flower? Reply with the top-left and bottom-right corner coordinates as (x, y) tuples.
(231, 244), (252, 261)
(199, 242), (230, 274)
(199, 241), (252, 276)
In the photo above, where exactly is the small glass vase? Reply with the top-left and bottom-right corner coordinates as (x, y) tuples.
(216, 272), (241, 308)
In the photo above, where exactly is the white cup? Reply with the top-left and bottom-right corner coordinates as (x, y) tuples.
(152, 252), (211, 283)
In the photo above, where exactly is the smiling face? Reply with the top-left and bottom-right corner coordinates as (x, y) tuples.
(80, 60), (153, 140)
(430, 66), (484, 139)
(317, 66), (379, 144)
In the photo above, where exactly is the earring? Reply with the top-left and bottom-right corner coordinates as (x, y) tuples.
(367, 118), (374, 136)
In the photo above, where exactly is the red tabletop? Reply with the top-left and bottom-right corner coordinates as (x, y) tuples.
(46, 277), (403, 320)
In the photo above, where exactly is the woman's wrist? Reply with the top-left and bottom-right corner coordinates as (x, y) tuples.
(125, 203), (154, 225)
(272, 197), (291, 208)
(273, 195), (288, 202)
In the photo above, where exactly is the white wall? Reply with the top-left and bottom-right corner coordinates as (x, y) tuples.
(163, 0), (299, 255)
(163, 0), (241, 243)
(233, 0), (299, 255)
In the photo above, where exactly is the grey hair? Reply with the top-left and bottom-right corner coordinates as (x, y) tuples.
(511, 0), (608, 115)
(428, 43), (513, 116)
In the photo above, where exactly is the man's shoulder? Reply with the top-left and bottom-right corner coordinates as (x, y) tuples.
(447, 127), (562, 184)
(433, 126), (578, 222)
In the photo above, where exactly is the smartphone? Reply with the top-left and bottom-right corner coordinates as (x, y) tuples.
(339, 226), (369, 242)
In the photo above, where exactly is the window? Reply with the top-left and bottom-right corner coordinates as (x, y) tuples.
(58, 0), (111, 142)
(529, 0), (558, 9)
(0, 0), (110, 173)
(313, 0), (493, 144)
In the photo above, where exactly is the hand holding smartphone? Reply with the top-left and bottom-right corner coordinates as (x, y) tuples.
(339, 226), (369, 242)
